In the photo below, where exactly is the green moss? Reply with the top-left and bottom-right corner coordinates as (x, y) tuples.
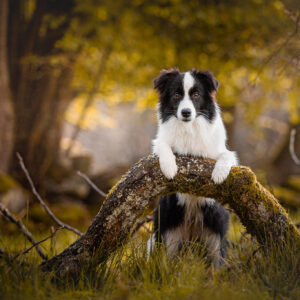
(287, 175), (300, 193)
(105, 180), (120, 201)
(174, 172), (196, 194)
(0, 173), (19, 194)
(273, 186), (300, 207)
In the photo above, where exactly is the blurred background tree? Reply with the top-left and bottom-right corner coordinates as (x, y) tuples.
(0, 0), (299, 208)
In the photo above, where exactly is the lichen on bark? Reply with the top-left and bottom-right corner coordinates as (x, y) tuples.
(41, 154), (300, 280)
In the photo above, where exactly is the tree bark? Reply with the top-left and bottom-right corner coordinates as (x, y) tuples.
(41, 155), (300, 280)
(0, 0), (14, 173)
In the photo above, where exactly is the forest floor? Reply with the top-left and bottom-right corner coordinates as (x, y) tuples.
(0, 205), (299, 300)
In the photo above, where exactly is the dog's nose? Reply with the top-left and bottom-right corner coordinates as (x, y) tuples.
(181, 108), (191, 118)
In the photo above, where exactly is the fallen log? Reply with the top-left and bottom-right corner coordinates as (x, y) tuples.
(41, 155), (300, 279)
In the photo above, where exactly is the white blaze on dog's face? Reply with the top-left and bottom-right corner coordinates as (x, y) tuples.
(176, 72), (197, 122)
(153, 68), (219, 124)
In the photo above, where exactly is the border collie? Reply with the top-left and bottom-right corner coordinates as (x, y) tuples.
(148, 68), (238, 267)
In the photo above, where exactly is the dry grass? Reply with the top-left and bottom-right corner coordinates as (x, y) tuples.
(0, 210), (299, 300)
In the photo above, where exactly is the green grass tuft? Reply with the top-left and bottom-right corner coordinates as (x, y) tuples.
(0, 211), (299, 300)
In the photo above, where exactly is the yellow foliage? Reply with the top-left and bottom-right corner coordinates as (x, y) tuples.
(58, 0), (300, 127)
(222, 111), (234, 124)
(288, 90), (300, 124)
(136, 90), (157, 110)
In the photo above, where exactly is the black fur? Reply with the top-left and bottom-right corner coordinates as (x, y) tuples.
(151, 68), (230, 263)
(154, 194), (185, 243)
(201, 202), (229, 258)
(153, 194), (229, 258)
(201, 203), (229, 239)
(153, 68), (217, 123)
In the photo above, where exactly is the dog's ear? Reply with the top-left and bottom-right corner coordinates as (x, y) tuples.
(192, 70), (219, 93)
(153, 68), (180, 94)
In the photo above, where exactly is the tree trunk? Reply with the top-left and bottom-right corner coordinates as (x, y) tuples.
(10, 64), (74, 187)
(0, 0), (14, 173)
(41, 155), (300, 280)
(6, 0), (76, 187)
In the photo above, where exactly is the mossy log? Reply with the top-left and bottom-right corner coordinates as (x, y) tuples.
(41, 154), (300, 279)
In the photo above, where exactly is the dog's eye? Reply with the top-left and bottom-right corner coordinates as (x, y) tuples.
(173, 92), (181, 99)
(192, 92), (200, 99)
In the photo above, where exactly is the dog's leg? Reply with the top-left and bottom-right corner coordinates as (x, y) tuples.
(164, 226), (185, 257)
(146, 233), (155, 258)
(211, 150), (238, 184)
(151, 194), (185, 257)
(205, 232), (226, 268)
(147, 226), (185, 259)
(201, 202), (229, 268)
(153, 140), (177, 179)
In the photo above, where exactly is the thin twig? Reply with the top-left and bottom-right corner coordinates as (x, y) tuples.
(51, 226), (57, 255)
(141, 224), (152, 233)
(246, 245), (264, 268)
(226, 238), (238, 248)
(226, 207), (234, 213)
(0, 203), (47, 260)
(77, 170), (107, 198)
(17, 153), (83, 236)
(131, 216), (153, 236)
(289, 129), (300, 165)
(14, 227), (62, 260)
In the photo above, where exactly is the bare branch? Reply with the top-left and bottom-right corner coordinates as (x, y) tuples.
(14, 227), (62, 260)
(289, 129), (300, 165)
(17, 153), (83, 236)
(131, 215), (153, 236)
(41, 155), (300, 279)
(51, 226), (58, 255)
(141, 224), (152, 233)
(77, 170), (107, 198)
(0, 203), (47, 260)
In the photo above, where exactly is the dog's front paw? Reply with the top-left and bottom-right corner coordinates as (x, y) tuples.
(159, 156), (178, 179)
(211, 164), (231, 184)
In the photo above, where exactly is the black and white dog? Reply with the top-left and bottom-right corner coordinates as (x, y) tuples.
(148, 68), (238, 267)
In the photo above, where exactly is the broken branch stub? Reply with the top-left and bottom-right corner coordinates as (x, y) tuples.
(41, 154), (300, 279)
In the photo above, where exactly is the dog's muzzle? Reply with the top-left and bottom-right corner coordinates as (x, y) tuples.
(181, 108), (192, 122)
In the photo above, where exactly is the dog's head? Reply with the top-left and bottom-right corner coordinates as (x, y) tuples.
(154, 68), (219, 123)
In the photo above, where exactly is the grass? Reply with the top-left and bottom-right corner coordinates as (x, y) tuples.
(0, 210), (299, 300)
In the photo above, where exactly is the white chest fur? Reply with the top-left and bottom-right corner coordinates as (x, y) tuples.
(152, 107), (238, 197)
(153, 111), (227, 160)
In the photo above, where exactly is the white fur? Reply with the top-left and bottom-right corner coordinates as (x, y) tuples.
(150, 73), (237, 263)
(177, 194), (215, 208)
(152, 72), (238, 184)
(177, 73), (196, 121)
(147, 233), (155, 256)
(162, 213), (222, 267)
(153, 139), (178, 179)
(147, 195), (221, 265)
